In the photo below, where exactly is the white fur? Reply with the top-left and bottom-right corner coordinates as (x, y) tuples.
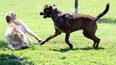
(5, 11), (41, 50)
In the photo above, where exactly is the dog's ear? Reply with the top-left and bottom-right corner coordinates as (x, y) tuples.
(50, 5), (57, 10)
(6, 15), (11, 23)
(44, 4), (48, 7)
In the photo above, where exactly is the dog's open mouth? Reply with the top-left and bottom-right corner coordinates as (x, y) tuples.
(40, 12), (50, 18)
(40, 12), (47, 18)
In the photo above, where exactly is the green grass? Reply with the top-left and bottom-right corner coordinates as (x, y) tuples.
(0, 0), (116, 65)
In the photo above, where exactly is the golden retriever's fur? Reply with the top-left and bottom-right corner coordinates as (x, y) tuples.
(5, 11), (41, 50)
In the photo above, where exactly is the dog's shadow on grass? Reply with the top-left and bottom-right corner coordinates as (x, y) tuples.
(98, 18), (116, 24)
(0, 54), (34, 65)
(0, 54), (23, 65)
(51, 47), (105, 52)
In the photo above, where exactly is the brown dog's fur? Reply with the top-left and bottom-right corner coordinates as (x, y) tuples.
(40, 3), (109, 49)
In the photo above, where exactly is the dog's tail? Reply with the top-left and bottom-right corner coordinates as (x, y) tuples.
(95, 3), (110, 21)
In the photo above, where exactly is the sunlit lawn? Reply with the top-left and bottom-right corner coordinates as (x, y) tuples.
(0, 0), (116, 65)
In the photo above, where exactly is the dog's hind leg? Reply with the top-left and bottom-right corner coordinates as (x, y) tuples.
(83, 32), (100, 48)
(83, 25), (100, 48)
(92, 35), (100, 48)
(88, 34), (100, 48)
(65, 32), (73, 49)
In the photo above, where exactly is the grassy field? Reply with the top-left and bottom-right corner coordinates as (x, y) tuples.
(0, 0), (116, 65)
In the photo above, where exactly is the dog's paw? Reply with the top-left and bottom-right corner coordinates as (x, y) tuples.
(38, 40), (42, 43)
(69, 44), (73, 49)
(40, 40), (46, 45)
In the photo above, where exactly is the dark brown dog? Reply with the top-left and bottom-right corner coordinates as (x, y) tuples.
(40, 3), (109, 49)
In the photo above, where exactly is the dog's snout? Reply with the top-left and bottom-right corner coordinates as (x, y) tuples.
(40, 12), (44, 15)
(43, 16), (47, 18)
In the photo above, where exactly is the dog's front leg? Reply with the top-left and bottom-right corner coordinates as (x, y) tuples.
(26, 29), (41, 43)
(40, 28), (61, 45)
(65, 32), (73, 49)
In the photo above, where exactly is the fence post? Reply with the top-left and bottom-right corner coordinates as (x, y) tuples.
(75, 0), (78, 14)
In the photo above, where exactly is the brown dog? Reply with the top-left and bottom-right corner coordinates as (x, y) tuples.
(40, 3), (109, 49)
